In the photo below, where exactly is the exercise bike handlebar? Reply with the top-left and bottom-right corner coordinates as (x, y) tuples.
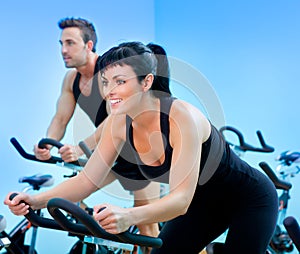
(9, 193), (162, 248)
(10, 137), (87, 167)
(283, 216), (300, 252)
(78, 141), (93, 159)
(219, 126), (274, 153)
(259, 162), (292, 190)
(38, 138), (87, 166)
(9, 193), (63, 231)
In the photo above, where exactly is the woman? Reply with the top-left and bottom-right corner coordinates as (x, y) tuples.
(5, 41), (278, 253)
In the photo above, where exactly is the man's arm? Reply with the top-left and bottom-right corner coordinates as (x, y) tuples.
(46, 70), (77, 140)
(57, 119), (104, 162)
(34, 70), (77, 160)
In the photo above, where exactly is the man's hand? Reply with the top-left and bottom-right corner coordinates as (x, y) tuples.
(34, 144), (51, 160)
(59, 144), (81, 162)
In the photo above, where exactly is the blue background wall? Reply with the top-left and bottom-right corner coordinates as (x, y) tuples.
(1, 0), (300, 252)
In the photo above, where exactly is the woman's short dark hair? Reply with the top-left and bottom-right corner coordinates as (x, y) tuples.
(99, 41), (171, 97)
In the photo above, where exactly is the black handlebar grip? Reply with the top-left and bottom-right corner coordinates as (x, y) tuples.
(283, 216), (300, 251)
(78, 141), (93, 159)
(47, 198), (163, 248)
(47, 198), (119, 241)
(10, 137), (88, 166)
(38, 138), (64, 149)
(9, 193), (63, 231)
(219, 126), (245, 146)
(256, 131), (275, 152)
(9, 193), (19, 201)
(219, 126), (274, 153)
(259, 162), (292, 190)
(10, 137), (46, 162)
(38, 138), (87, 166)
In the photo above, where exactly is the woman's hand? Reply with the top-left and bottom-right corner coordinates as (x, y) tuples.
(93, 203), (132, 234)
(4, 192), (35, 216)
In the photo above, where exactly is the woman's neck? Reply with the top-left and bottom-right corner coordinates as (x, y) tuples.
(131, 95), (160, 128)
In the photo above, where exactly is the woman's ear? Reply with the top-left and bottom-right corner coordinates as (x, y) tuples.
(142, 74), (154, 92)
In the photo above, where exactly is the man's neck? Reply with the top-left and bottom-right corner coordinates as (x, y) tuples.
(77, 52), (98, 79)
(77, 53), (99, 96)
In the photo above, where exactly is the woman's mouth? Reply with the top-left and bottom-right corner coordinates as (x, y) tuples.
(110, 99), (122, 106)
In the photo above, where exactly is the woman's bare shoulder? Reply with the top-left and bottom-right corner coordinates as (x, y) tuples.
(102, 113), (128, 140)
(171, 99), (206, 120)
(170, 99), (211, 141)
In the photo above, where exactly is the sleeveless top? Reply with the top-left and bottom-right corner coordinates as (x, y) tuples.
(113, 96), (227, 188)
(72, 57), (147, 190)
(72, 56), (107, 127)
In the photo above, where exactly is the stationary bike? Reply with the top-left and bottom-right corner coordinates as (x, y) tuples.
(264, 150), (300, 253)
(284, 216), (300, 253)
(9, 137), (159, 253)
(0, 173), (54, 254)
(8, 137), (99, 253)
(7, 192), (163, 254)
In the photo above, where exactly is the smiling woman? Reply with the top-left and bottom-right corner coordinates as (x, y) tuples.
(94, 41), (279, 254)
(5, 41), (279, 254)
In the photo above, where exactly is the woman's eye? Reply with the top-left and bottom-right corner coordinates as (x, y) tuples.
(116, 80), (125, 85)
(101, 80), (108, 86)
(101, 79), (125, 87)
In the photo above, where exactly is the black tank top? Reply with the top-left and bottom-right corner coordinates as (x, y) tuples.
(125, 96), (227, 185)
(72, 57), (147, 190)
(72, 56), (107, 127)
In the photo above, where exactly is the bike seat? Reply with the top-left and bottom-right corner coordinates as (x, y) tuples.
(277, 151), (300, 166)
(19, 174), (54, 190)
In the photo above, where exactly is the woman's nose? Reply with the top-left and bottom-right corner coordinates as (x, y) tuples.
(104, 86), (116, 100)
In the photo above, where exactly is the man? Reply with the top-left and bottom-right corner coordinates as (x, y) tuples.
(34, 17), (104, 161)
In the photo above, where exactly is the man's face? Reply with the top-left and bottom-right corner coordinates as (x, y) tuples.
(59, 27), (88, 68)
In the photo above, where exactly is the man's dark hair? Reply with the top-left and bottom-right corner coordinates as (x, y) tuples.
(58, 17), (97, 52)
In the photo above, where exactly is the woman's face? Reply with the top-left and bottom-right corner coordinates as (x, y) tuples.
(101, 64), (145, 115)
